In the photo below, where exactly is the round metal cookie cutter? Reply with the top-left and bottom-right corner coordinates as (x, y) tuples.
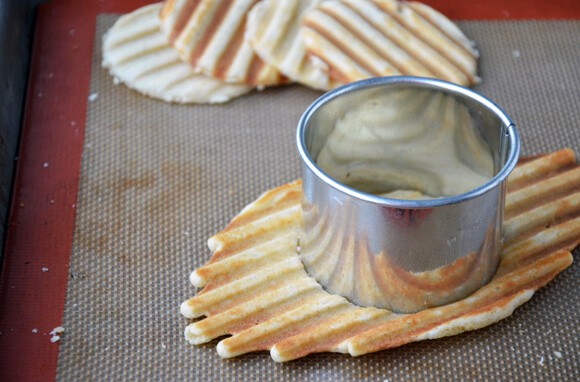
(297, 76), (520, 313)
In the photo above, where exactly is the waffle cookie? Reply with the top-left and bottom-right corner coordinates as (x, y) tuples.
(300, 0), (479, 86)
(181, 149), (578, 362)
(102, 3), (252, 104)
(159, 0), (287, 87)
(245, 0), (342, 90)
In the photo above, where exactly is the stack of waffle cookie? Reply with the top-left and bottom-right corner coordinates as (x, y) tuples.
(103, 0), (479, 103)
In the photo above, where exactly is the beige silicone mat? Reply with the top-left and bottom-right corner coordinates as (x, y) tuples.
(56, 16), (579, 381)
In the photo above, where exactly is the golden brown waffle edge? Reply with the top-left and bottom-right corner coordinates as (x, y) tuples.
(181, 149), (577, 362)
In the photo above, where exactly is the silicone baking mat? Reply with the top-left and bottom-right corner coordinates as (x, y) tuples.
(54, 16), (579, 381)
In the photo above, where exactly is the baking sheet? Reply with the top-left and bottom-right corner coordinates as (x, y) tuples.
(56, 16), (579, 381)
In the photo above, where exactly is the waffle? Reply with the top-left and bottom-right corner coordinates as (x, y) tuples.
(245, 0), (342, 90)
(181, 149), (577, 361)
(102, 3), (252, 104)
(159, 0), (287, 87)
(300, 0), (479, 86)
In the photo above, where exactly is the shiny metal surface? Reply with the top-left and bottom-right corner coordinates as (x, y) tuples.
(297, 76), (520, 313)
